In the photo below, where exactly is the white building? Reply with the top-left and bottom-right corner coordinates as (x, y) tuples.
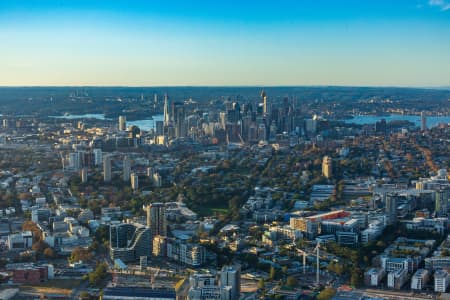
(435, 269), (450, 292)
(7, 231), (33, 250)
(387, 268), (408, 289)
(411, 269), (429, 290)
(364, 268), (385, 287)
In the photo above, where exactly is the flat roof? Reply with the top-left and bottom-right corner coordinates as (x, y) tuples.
(103, 287), (176, 299)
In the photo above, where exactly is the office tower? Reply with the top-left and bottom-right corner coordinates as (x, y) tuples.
(81, 168), (88, 183)
(322, 156), (332, 179)
(385, 193), (397, 225)
(109, 223), (151, 262)
(119, 115), (126, 131)
(261, 90), (268, 115)
(146, 203), (167, 237)
(436, 189), (449, 217)
(131, 173), (139, 191)
(220, 265), (241, 300)
(103, 155), (111, 182)
(155, 121), (164, 136)
(421, 112), (427, 131)
(123, 156), (130, 182)
(257, 124), (267, 141)
(69, 152), (81, 171)
(219, 112), (227, 129)
(147, 167), (154, 178)
(154, 93), (158, 104)
(163, 93), (170, 126)
(172, 102), (186, 138)
(153, 173), (162, 187)
(93, 149), (103, 166)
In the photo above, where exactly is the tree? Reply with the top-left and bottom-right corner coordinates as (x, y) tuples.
(286, 276), (298, 288)
(88, 262), (108, 287)
(257, 278), (265, 290)
(350, 268), (363, 287)
(32, 241), (50, 253)
(70, 247), (93, 263)
(317, 288), (336, 300)
(43, 247), (56, 258)
(269, 266), (277, 280)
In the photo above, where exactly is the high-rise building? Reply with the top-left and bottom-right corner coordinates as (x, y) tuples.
(435, 269), (450, 292)
(109, 223), (152, 263)
(385, 193), (397, 225)
(103, 155), (112, 182)
(131, 173), (139, 191)
(172, 102), (186, 138)
(69, 152), (81, 171)
(81, 168), (88, 183)
(119, 115), (126, 131)
(123, 156), (131, 182)
(164, 94), (170, 126)
(322, 156), (332, 179)
(155, 121), (164, 136)
(146, 203), (167, 237)
(421, 112), (427, 131)
(93, 149), (103, 166)
(220, 266), (241, 300)
(261, 90), (268, 115)
(411, 269), (429, 290)
(436, 189), (449, 217)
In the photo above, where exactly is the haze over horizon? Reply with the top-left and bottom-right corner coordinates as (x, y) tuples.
(1, 0), (450, 87)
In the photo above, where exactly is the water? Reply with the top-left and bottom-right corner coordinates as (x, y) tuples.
(127, 115), (164, 131)
(50, 113), (165, 131)
(343, 114), (450, 129)
(50, 113), (109, 120)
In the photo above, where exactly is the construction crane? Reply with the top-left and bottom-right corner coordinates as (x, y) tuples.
(296, 248), (307, 274)
(314, 241), (321, 285)
(292, 239), (321, 284)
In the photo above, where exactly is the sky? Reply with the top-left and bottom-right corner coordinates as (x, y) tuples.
(0, 0), (449, 87)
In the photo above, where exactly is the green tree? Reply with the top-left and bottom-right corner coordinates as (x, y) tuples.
(317, 287), (336, 300)
(88, 262), (108, 287)
(43, 247), (56, 258)
(286, 276), (298, 288)
(257, 278), (265, 290)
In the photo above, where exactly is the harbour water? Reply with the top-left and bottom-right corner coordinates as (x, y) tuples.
(343, 114), (450, 129)
(50, 114), (165, 131)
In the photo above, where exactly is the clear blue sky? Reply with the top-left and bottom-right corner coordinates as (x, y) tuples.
(0, 0), (449, 86)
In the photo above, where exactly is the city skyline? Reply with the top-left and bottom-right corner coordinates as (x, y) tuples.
(1, 0), (450, 87)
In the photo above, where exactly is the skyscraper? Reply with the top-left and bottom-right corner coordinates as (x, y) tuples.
(322, 156), (333, 179)
(172, 102), (186, 138)
(220, 265), (241, 300)
(103, 155), (111, 182)
(81, 168), (88, 183)
(261, 90), (268, 115)
(146, 203), (167, 237)
(421, 112), (427, 131)
(119, 115), (126, 131)
(385, 193), (397, 225)
(436, 189), (449, 217)
(131, 173), (139, 191)
(163, 93), (170, 127)
(123, 156), (130, 182)
(93, 149), (103, 166)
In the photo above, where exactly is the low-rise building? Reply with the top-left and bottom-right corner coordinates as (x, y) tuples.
(7, 231), (33, 250)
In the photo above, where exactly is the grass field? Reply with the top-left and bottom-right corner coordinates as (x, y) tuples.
(196, 206), (229, 216)
(21, 279), (81, 295)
